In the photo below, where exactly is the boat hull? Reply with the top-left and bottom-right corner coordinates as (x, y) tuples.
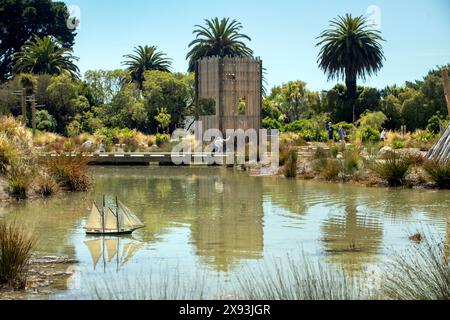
(85, 228), (138, 235)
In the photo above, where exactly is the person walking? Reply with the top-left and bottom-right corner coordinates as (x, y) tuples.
(328, 122), (334, 141)
(338, 126), (345, 142)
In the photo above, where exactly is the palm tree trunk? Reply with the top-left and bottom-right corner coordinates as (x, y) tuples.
(345, 72), (357, 123)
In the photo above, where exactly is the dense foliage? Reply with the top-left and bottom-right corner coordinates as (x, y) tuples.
(0, 0), (76, 81)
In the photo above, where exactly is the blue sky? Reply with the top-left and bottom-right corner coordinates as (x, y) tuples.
(62, 0), (450, 91)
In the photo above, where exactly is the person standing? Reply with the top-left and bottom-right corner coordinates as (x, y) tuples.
(328, 122), (334, 141)
(338, 126), (345, 142)
(380, 128), (387, 142)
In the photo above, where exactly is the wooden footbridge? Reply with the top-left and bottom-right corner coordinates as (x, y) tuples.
(41, 152), (269, 166)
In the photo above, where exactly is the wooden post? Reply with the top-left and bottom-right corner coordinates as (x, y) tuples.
(218, 57), (224, 134)
(194, 60), (200, 121)
(442, 68), (450, 117)
(21, 88), (27, 125)
(31, 94), (36, 136)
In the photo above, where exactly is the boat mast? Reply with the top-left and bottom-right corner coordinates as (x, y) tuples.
(101, 195), (105, 233)
(115, 196), (120, 231)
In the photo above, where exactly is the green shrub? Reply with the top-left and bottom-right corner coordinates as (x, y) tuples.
(0, 221), (36, 289)
(391, 140), (406, 149)
(35, 110), (56, 132)
(423, 159), (450, 188)
(263, 117), (281, 130)
(284, 149), (298, 178)
(370, 152), (412, 186)
(156, 133), (170, 147)
(63, 139), (76, 152)
(426, 115), (443, 134)
(66, 120), (81, 137)
(361, 127), (381, 143)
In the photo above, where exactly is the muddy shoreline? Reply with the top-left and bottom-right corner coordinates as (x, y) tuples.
(0, 256), (78, 300)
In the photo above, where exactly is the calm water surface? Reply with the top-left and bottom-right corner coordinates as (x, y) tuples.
(1, 166), (449, 299)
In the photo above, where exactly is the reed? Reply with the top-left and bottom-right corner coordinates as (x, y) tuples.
(237, 255), (367, 300)
(91, 269), (210, 300)
(423, 159), (450, 189)
(284, 149), (298, 178)
(370, 151), (412, 186)
(0, 221), (36, 289)
(382, 233), (449, 300)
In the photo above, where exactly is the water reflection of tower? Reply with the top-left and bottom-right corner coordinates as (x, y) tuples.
(321, 195), (383, 274)
(190, 174), (264, 272)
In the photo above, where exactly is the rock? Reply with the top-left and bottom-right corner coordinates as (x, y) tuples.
(409, 233), (422, 243)
(379, 146), (393, 157)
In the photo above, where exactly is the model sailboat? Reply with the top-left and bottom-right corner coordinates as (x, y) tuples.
(85, 196), (145, 235)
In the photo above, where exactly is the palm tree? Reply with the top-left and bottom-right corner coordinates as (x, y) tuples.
(186, 17), (253, 72)
(14, 35), (80, 78)
(122, 45), (172, 89)
(316, 14), (385, 122)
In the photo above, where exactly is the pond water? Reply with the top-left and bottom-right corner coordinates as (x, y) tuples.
(1, 166), (449, 299)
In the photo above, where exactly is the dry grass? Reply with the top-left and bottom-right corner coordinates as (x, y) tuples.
(45, 154), (92, 191)
(0, 221), (36, 289)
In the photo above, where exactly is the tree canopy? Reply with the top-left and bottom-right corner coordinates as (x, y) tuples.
(0, 0), (76, 81)
(186, 17), (253, 72)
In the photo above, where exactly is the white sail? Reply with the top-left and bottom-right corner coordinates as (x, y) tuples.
(105, 238), (118, 262)
(104, 208), (119, 230)
(121, 242), (143, 266)
(119, 202), (145, 228)
(84, 239), (102, 270)
(85, 204), (103, 230)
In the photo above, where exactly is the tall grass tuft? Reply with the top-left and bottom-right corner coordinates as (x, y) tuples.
(284, 149), (298, 178)
(382, 233), (449, 300)
(370, 151), (412, 186)
(342, 149), (360, 175)
(91, 269), (210, 300)
(237, 255), (367, 300)
(0, 221), (36, 289)
(45, 154), (92, 191)
(423, 159), (450, 189)
(320, 159), (341, 181)
(5, 165), (33, 200)
(35, 172), (59, 197)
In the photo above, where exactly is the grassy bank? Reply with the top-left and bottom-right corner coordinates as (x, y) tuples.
(0, 116), (92, 202)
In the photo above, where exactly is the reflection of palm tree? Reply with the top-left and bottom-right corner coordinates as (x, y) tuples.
(321, 196), (383, 274)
